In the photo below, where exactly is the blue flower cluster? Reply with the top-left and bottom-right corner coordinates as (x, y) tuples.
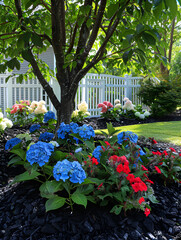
(29, 124), (41, 133)
(57, 122), (79, 139)
(92, 146), (103, 162)
(53, 159), (86, 184)
(44, 111), (56, 123)
(39, 132), (54, 142)
(57, 122), (95, 142)
(5, 138), (21, 150)
(78, 124), (95, 140)
(117, 131), (138, 144)
(26, 141), (54, 167)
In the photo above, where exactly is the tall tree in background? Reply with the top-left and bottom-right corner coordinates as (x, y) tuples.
(0, 0), (180, 124)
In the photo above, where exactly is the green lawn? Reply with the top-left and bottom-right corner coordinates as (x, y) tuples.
(95, 121), (181, 145)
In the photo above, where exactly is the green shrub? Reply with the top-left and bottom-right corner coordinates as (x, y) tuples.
(138, 78), (180, 117)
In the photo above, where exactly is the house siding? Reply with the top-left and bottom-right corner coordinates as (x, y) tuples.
(12, 47), (55, 75)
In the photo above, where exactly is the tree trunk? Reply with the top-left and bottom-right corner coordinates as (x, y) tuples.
(160, 62), (169, 79)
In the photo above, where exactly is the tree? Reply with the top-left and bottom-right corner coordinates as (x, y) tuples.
(0, 0), (180, 125)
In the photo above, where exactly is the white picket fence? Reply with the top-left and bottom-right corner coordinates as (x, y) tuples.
(0, 73), (143, 117)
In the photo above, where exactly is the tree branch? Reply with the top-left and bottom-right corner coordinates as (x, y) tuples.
(39, 0), (52, 13)
(168, 17), (176, 63)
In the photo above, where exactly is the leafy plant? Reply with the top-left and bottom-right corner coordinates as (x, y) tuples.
(138, 78), (180, 117)
(71, 101), (90, 123)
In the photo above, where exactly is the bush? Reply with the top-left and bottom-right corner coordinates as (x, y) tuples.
(138, 78), (180, 117)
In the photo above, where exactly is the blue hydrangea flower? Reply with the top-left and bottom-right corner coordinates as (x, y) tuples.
(29, 124), (40, 133)
(69, 161), (86, 184)
(78, 124), (95, 140)
(5, 138), (21, 150)
(26, 141), (54, 167)
(117, 131), (138, 144)
(39, 132), (54, 142)
(70, 122), (79, 134)
(57, 122), (72, 139)
(53, 159), (72, 182)
(44, 111), (56, 123)
(92, 146), (103, 162)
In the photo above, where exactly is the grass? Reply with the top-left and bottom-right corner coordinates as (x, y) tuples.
(95, 121), (181, 145)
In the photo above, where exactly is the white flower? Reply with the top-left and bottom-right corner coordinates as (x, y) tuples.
(0, 112), (3, 119)
(114, 103), (122, 109)
(114, 99), (120, 104)
(122, 100), (134, 111)
(34, 105), (47, 114)
(139, 114), (145, 119)
(38, 100), (46, 106)
(3, 118), (13, 128)
(30, 101), (39, 109)
(27, 107), (34, 113)
(85, 112), (90, 116)
(78, 101), (88, 112)
(135, 112), (141, 118)
(49, 141), (59, 147)
(124, 97), (129, 101)
(0, 121), (7, 131)
(72, 110), (79, 117)
(144, 111), (151, 117)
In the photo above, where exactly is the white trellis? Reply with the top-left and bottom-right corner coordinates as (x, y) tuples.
(0, 73), (143, 117)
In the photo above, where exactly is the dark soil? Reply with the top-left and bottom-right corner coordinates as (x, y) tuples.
(0, 112), (181, 240)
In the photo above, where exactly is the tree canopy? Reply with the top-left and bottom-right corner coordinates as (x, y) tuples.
(0, 0), (180, 123)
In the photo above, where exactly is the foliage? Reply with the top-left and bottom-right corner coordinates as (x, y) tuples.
(71, 102), (90, 123)
(0, 108), (13, 134)
(6, 122), (180, 216)
(6, 100), (48, 126)
(0, 0), (180, 124)
(138, 78), (180, 117)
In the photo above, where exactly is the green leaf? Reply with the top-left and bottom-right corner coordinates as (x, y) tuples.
(51, 151), (67, 161)
(107, 3), (119, 18)
(123, 50), (133, 64)
(17, 37), (24, 49)
(31, 33), (43, 47)
(86, 196), (96, 204)
(154, 0), (163, 8)
(165, 0), (177, 19)
(8, 156), (24, 166)
(97, 193), (112, 200)
(148, 195), (159, 203)
(84, 140), (95, 152)
(71, 192), (87, 208)
(110, 205), (123, 215)
(10, 170), (41, 184)
(113, 192), (123, 202)
(142, 32), (156, 46)
(7, 58), (20, 70)
(136, 24), (145, 34)
(39, 180), (63, 199)
(45, 196), (66, 212)
(22, 50), (33, 62)
(10, 149), (26, 160)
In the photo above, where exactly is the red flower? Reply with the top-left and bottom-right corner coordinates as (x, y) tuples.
(162, 150), (168, 156)
(158, 162), (163, 166)
(145, 179), (154, 184)
(120, 156), (128, 164)
(139, 197), (145, 204)
(126, 174), (135, 183)
(152, 151), (161, 156)
(101, 146), (105, 151)
(142, 165), (148, 171)
(92, 157), (99, 165)
(152, 139), (157, 144)
(179, 153), (181, 157)
(123, 164), (130, 174)
(155, 166), (161, 174)
(116, 164), (124, 173)
(170, 147), (176, 152)
(144, 208), (150, 217)
(131, 181), (147, 192)
(98, 183), (103, 190)
(105, 141), (111, 147)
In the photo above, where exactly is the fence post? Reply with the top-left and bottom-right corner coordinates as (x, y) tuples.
(124, 74), (132, 101)
(7, 76), (13, 109)
(100, 75), (105, 103)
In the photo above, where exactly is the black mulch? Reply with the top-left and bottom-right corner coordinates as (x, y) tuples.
(0, 112), (181, 240)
